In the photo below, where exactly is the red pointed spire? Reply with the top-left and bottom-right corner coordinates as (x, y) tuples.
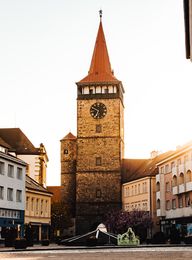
(78, 11), (119, 84)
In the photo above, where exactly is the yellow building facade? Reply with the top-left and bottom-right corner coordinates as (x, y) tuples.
(25, 175), (52, 242)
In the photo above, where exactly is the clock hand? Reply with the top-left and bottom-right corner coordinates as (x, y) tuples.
(92, 107), (99, 112)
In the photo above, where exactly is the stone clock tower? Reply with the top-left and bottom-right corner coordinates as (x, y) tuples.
(75, 12), (125, 234)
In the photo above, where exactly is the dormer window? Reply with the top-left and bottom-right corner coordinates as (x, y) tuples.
(0, 146), (6, 153)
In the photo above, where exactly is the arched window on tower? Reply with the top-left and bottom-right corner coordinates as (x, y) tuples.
(64, 149), (68, 155)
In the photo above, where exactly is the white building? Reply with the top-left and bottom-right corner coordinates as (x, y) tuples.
(0, 137), (26, 239)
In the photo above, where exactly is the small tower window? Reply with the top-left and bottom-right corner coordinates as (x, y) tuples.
(96, 157), (102, 166)
(64, 149), (68, 154)
(96, 189), (101, 198)
(104, 88), (108, 94)
(96, 124), (102, 133)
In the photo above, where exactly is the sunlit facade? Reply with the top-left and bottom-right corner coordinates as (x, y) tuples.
(156, 141), (192, 238)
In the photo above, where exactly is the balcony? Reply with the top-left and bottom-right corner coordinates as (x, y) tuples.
(186, 181), (192, 192)
(157, 209), (165, 217)
(172, 186), (178, 195)
(178, 183), (185, 193)
(171, 166), (177, 177)
(178, 164), (184, 174)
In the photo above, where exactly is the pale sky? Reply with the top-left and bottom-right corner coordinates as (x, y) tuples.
(0, 0), (191, 186)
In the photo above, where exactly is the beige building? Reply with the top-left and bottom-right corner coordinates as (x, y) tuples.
(25, 175), (52, 241)
(156, 141), (192, 238)
(121, 152), (173, 237)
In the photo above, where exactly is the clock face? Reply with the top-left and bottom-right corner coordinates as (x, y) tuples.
(90, 102), (107, 119)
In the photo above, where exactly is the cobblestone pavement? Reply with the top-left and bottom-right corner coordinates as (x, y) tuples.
(0, 247), (192, 260)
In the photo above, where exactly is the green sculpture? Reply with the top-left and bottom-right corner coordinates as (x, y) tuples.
(117, 227), (140, 246)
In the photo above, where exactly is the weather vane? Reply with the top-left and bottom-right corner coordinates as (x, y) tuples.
(99, 9), (102, 21)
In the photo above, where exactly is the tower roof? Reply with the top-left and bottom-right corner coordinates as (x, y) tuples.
(61, 132), (76, 141)
(78, 13), (120, 84)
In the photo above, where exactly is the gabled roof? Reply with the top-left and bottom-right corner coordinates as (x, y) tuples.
(26, 175), (52, 195)
(0, 128), (39, 154)
(77, 19), (120, 84)
(0, 137), (11, 149)
(122, 151), (174, 183)
(60, 132), (76, 141)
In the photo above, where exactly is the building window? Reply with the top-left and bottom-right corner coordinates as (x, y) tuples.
(184, 155), (188, 163)
(143, 202), (147, 210)
(26, 197), (29, 210)
(96, 157), (102, 166)
(156, 182), (160, 192)
(104, 88), (109, 94)
(7, 188), (13, 201)
(172, 176), (177, 187)
(157, 199), (160, 209)
(160, 166), (164, 174)
(96, 124), (102, 133)
(179, 172), (184, 185)
(185, 194), (190, 207)
(165, 182), (170, 192)
(41, 200), (44, 215)
(8, 164), (14, 178)
(178, 196), (183, 208)
(171, 161), (175, 170)
(45, 200), (48, 213)
(177, 158), (181, 166)
(16, 190), (22, 202)
(132, 185), (134, 196)
(17, 167), (22, 180)
(31, 198), (34, 211)
(135, 185), (137, 195)
(96, 189), (101, 198)
(166, 200), (170, 210)
(89, 89), (93, 94)
(0, 186), (4, 200)
(186, 170), (192, 182)
(142, 182), (147, 193)
(172, 199), (176, 209)
(0, 161), (5, 175)
(165, 164), (170, 174)
(138, 184), (140, 194)
(36, 199), (39, 214)
(64, 149), (68, 154)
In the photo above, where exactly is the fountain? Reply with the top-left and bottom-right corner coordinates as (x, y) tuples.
(117, 227), (140, 246)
